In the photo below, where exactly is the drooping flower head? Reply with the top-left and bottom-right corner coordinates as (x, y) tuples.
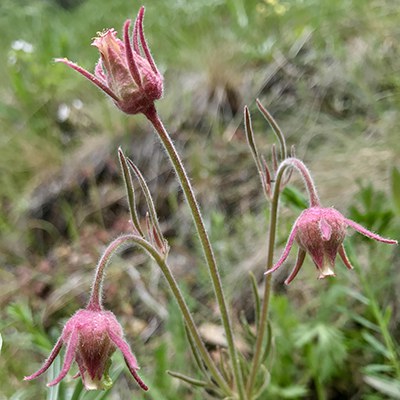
(24, 236), (148, 391)
(266, 206), (397, 284)
(24, 308), (147, 391)
(56, 6), (163, 115)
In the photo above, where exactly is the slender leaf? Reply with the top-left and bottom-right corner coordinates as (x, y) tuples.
(363, 364), (394, 374)
(184, 324), (208, 378)
(362, 332), (391, 358)
(46, 355), (61, 400)
(240, 311), (256, 342)
(118, 147), (144, 237)
(244, 106), (261, 170)
(261, 321), (273, 363)
(167, 370), (208, 387)
(219, 349), (233, 384)
(256, 99), (287, 160)
(249, 272), (260, 329)
(364, 374), (400, 399)
(127, 158), (164, 249)
(253, 364), (271, 399)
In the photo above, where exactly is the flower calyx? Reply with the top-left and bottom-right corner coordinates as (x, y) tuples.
(266, 206), (397, 284)
(56, 6), (163, 115)
(24, 307), (148, 391)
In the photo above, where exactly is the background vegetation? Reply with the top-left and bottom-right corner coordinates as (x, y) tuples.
(1, 0), (399, 398)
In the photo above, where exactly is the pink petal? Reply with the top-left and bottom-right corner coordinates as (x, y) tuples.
(265, 223), (298, 275)
(47, 329), (79, 387)
(107, 329), (138, 370)
(55, 58), (120, 102)
(123, 359), (148, 391)
(338, 245), (354, 270)
(345, 219), (398, 244)
(107, 329), (148, 391)
(308, 246), (324, 270)
(75, 353), (88, 386)
(94, 59), (107, 83)
(136, 6), (159, 75)
(319, 218), (332, 241)
(132, 10), (141, 54)
(24, 336), (63, 381)
(285, 248), (306, 285)
(123, 20), (142, 87)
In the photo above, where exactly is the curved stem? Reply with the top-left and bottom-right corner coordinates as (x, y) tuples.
(246, 157), (319, 395)
(246, 170), (283, 395)
(157, 257), (232, 396)
(121, 235), (233, 395)
(144, 106), (246, 399)
(88, 234), (232, 395)
(87, 234), (135, 310)
(280, 157), (320, 208)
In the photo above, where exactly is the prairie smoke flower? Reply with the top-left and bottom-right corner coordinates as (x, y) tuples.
(56, 7), (162, 115)
(25, 236), (148, 391)
(266, 206), (397, 284)
(24, 307), (148, 391)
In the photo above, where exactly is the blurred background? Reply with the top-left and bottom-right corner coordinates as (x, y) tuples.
(1, 0), (399, 398)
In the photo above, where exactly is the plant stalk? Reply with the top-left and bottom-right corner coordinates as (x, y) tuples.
(90, 233), (233, 396)
(246, 157), (319, 395)
(145, 106), (246, 400)
(88, 235), (133, 310)
(245, 171), (282, 395)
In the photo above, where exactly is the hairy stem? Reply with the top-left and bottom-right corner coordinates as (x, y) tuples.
(88, 235), (134, 310)
(89, 234), (232, 395)
(246, 173), (282, 395)
(246, 157), (319, 395)
(130, 235), (233, 396)
(145, 106), (246, 399)
(280, 158), (320, 208)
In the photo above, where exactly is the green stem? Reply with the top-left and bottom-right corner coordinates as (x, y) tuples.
(90, 233), (232, 396)
(88, 234), (133, 310)
(315, 375), (327, 400)
(145, 106), (246, 400)
(282, 158), (320, 208)
(245, 172), (282, 396)
(149, 247), (233, 395)
(246, 157), (319, 396)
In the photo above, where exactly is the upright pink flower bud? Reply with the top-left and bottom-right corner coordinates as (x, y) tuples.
(266, 206), (397, 284)
(56, 7), (163, 115)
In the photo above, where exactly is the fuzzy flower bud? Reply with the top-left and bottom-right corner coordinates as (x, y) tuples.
(56, 7), (163, 115)
(266, 206), (397, 284)
(24, 308), (147, 391)
(25, 236), (148, 391)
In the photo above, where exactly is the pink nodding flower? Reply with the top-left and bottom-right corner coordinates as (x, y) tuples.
(56, 6), (163, 115)
(266, 206), (397, 284)
(24, 236), (148, 391)
(24, 308), (148, 391)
